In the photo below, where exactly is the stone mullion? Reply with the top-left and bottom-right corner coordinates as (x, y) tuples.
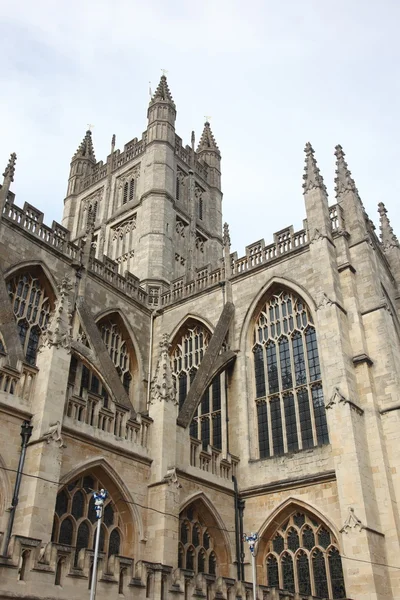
(301, 329), (318, 447)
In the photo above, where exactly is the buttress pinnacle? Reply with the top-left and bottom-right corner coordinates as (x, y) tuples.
(378, 202), (399, 249)
(3, 152), (17, 182)
(197, 121), (220, 155)
(302, 143), (327, 194)
(334, 145), (358, 198)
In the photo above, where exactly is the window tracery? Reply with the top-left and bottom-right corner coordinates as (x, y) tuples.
(178, 506), (218, 575)
(7, 272), (52, 365)
(253, 289), (329, 458)
(265, 511), (346, 598)
(171, 322), (224, 450)
(99, 318), (132, 393)
(52, 475), (124, 564)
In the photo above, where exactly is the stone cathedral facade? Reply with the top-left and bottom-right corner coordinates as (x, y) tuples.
(0, 75), (400, 600)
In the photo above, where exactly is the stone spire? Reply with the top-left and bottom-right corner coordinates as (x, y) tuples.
(3, 153), (16, 183)
(150, 334), (176, 404)
(197, 121), (220, 155)
(73, 129), (96, 162)
(0, 153), (17, 212)
(302, 143), (327, 194)
(378, 202), (399, 249)
(149, 75), (175, 107)
(334, 145), (358, 198)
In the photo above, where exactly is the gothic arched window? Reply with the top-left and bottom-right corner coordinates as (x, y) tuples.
(99, 317), (133, 394)
(264, 511), (346, 598)
(178, 506), (218, 575)
(171, 321), (224, 451)
(7, 271), (52, 365)
(52, 475), (125, 564)
(253, 289), (329, 458)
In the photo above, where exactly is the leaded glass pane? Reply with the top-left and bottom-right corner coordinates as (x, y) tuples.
(287, 528), (299, 552)
(104, 502), (114, 527)
(298, 389), (314, 449)
(212, 413), (222, 450)
(297, 552), (311, 595)
(59, 518), (73, 546)
(313, 549), (329, 598)
(75, 521), (90, 566)
(266, 342), (279, 394)
(270, 398), (284, 456)
(203, 531), (210, 550)
(312, 385), (329, 445)
(282, 553), (295, 593)
(257, 402), (270, 458)
(83, 476), (94, 492)
(56, 490), (68, 517)
(272, 533), (284, 554)
(279, 338), (292, 390)
(292, 332), (307, 386)
(266, 555), (279, 587)
(212, 375), (221, 411)
(71, 490), (84, 520)
(318, 527), (331, 549)
(293, 513), (305, 528)
(180, 522), (189, 545)
(193, 524), (200, 547)
(209, 552), (217, 576)
(186, 548), (194, 570)
(88, 496), (97, 523)
(198, 550), (205, 573)
(201, 418), (210, 450)
(253, 345), (266, 397)
(109, 528), (121, 556)
(284, 394), (298, 452)
(329, 548), (346, 598)
(302, 526), (315, 550)
(305, 328), (321, 381)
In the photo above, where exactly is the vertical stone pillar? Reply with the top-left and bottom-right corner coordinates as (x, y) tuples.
(14, 278), (73, 543)
(147, 334), (180, 566)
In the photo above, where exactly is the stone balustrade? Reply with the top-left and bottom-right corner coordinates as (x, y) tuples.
(0, 362), (36, 402)
(189, 438), (239, 480)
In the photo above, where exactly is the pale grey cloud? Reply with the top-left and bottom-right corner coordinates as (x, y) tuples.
(1, 0), (400, 255)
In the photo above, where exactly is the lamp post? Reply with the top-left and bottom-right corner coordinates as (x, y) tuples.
(243, 532), (258, 600)
(89, 489), (107, 600)
(2, 420), (33, 556)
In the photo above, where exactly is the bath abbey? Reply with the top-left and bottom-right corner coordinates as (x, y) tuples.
(1, 74), (400, 600)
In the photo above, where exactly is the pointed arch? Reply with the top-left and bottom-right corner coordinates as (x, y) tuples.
(59, 457), (144, 553)
(4, 260), (59, 301)
(0, 453), (12, 525)
(179, 491), (233, 575)
(239, 275), (318, 352)
(169, 314), (215, 346)
(257, 497), (342, 559)
(94, 308), (145, 381)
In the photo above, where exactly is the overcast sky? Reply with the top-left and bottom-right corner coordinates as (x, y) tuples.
(1, 0), (400, 255)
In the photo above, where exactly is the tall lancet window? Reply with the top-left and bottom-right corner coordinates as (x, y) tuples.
(98, 314), (136, 397)
(252, 289), (329, 458)
(171, 321), (225, 451)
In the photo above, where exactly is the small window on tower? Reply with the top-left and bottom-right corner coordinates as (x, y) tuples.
(123, 182), (129, 204)
(176, 175), (180, 201)
(199, 197), (203, 220)
(129, 179), (135, 202)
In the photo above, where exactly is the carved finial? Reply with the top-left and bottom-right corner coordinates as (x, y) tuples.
(150, 73), (175, 106)
(197, 121), (220, 155)
(223, 222), (231, 247)
(302, 142), (327, 194)
(378, 202), (399, 249)
(111, 134), (116, 153)
(191, 130), (195, 152)
(73, 129), (96, 162)
(334, 145), (358, 198)
(3, 153), (17, 182)
(150, 334), (176, 404)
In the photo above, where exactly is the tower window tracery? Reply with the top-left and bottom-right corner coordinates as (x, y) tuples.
(252, 289), (329, 458)
(171, 322), (225, 451)
(178, 506), (217, 575)
(52, 475), (124, 564)
(7, 272), (52, 365)
(265, 511), (346, 598)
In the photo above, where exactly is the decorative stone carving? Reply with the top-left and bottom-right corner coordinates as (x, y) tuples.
(43, 421), (65, 448)
(378, 202), (400, 250)
(223, 222), (231, 248)
(326, 387), (364, 415)
(39, 278), (73, 352)
(163, 467), (181, 488)
(175, 217), (186, 238)
(177, 169), (186, 186)
(302, 142), (327, 194)
(309, 228), (325, 244)
(340, 507), (365, 534)
(194, 185), (203, 200)
(112, 216), (137, 240)
(316, 291), (334, 310)
(150, 334), (177, 404)
(334, 145), (358, 198)
(3, 152), (17, 182)
(117, 166), (140, 190)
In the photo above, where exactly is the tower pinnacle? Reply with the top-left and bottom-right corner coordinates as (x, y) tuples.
(73, 129), (96, 162)
(149, 74), (175, 107)
(378, 202), (399, 249)
(197, 121), (220, 155)
(302, 143), (327, 194)
(334, 145), (358, 198)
